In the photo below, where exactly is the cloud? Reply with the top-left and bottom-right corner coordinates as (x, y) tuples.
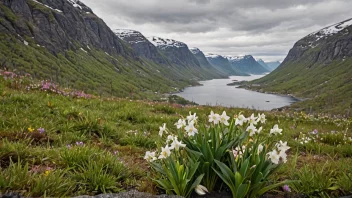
(81, 0), (352, 61)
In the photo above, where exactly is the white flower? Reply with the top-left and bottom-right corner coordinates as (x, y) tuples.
(257, 126), (263, 134)
(185, 122), (198, 136)
(246, 124), (257, 137)
(144, 151), (157, 162)
(195, 184), (208, 195)
(248, 114), (258, 125)
(267, 149), (280, 164)
(175, 119), (186, 129)
(276, 141), (290, 152)
(258, 144), (264, 154)
(235, 114), (247, 126)
(170, 137), (186, 151)
(187, 112), (198, 123)
(166, 135), (175, 143)
(158, 145), (171, 159)
(220, 111), (230, 126)
(279, 150), (287, 163)
(159, 123), (167, 137)
(257, 113), (266, 124)
(208, 111), (220, 124)
(270, 124), (283, 135)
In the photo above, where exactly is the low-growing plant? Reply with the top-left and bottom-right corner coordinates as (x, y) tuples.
(29, 169), (75, 197)
(145, 111), (294, 197)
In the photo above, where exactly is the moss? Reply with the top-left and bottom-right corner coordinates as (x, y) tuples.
(0, 4), (17, 23)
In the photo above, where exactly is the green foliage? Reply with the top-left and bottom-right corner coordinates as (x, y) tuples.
(151, 155), (204, 197)
(29, 170), (75, 197)
(0, 4), (17, 23)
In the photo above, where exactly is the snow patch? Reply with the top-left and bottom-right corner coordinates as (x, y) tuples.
(66, 0), (82, 9)
(87, 45), (91, 50)
(189, 47), (201, 54)
(114, 29), (148, 44)
(205, 53), (221, 59)
(308, 18), (352, 39)
(224, 55), (244, 62)
(80, 48), (87, 53)
(147, 36), (187, 49)
(24, 40), (29, 46)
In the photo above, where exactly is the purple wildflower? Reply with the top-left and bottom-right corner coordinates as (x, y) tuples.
(37, 128), (45, 134)
(283, 185), (291, 192)
(76, 141), (84, 146)
(66, 144), (72, 149)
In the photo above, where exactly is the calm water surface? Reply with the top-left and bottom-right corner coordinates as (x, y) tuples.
(176, 75), (297, 110)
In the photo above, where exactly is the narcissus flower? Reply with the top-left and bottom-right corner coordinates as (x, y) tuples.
(220, 111), (230, 126)
(170, 137), (186, 151)
(208, 111), (220, 124)
(248, 114), (258, 125)
(257, 113), (266, 123)
(267, 149), (280, 164)
(185, 122), (198, 136)
(270, 124), (283, 135)
(187, 112), (198, 123)
(246, 124), (257, 137)
(159, 123), (167, 137)
(174, 119), (186, 129)
(144, 151), (157, 162)
(195, 184), (208, 195)
(235, 114), (247, 126)
(158, 145), (171, 159)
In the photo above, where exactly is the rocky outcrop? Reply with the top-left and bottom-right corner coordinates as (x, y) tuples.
(0, 0), (130, 56)
(225, 55), (269, 75)
(280, 18), (352, 68)
(114, 29), (168, 64)
(148, 36), (200, 67)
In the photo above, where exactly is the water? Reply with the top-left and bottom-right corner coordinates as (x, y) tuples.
(176, 75), (298, 110)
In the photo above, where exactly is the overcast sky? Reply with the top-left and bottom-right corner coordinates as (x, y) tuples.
(81, 0), (352, 62)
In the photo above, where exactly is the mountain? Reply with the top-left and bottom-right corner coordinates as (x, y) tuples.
(251, 18), (352, 114)
(147, 36), (200, 67)
(114, 29), (168, 64)
(256, 59), (273, 71)
(189, 48), (227, 78)
(0, 0), (224, 99)
(205, 54), (246, 76)
(225, 55), (270, 74)
(265, 61), (281, 71)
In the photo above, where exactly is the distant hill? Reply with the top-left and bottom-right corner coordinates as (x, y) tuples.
(265, 61), (281, 71)
(205, 54), (247, 76)
(251, 18), (352, 114)
(256, 59), (273, 71)
(225, 55), (270, 74)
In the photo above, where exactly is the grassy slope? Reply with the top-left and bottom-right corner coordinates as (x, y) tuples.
(0, 33), (200, 99)
(0, 77), (351, 197)
(251, 52), (352, 115)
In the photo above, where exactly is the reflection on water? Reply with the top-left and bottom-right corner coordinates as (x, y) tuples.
(176, 75), (297, 110)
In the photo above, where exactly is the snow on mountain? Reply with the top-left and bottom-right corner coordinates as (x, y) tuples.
(147, 36), (187, 49)
(189, 47), (201, 54)
(114, 29), (147, 44)
(205, 53), (222, 59)
(307, 18), (352, 41)
(224, 55), (246, 62)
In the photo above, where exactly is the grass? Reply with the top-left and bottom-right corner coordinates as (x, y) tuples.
(0, 75), (351, 197)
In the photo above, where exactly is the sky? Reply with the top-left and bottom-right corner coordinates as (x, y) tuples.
(81, 0), (352, 62)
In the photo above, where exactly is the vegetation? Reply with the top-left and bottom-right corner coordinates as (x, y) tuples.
(0, 72), (351, 197)
(249, 56), (352, 116)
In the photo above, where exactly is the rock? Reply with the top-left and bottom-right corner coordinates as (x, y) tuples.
(72, 190), (182, 198)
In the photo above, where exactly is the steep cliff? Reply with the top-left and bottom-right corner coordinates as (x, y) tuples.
(252, 18), (352, 114)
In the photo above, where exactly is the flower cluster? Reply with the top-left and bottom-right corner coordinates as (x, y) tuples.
(144, 127), (186, 162)
(174, 112), (199, 137)
(267, 141), (290, 164)
(28, 127), (45, 133)
(208, 111), (230, 125)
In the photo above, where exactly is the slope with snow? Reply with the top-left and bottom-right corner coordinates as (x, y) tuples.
(147, 36), (187, 50)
